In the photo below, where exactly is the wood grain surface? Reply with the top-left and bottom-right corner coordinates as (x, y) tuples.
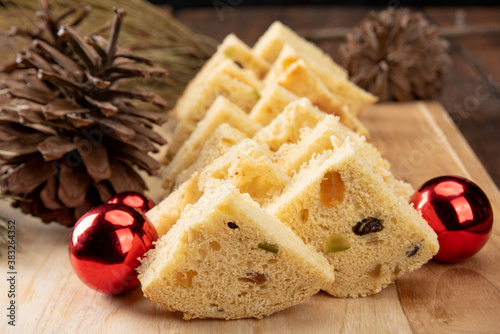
(1, 102), (499, 333)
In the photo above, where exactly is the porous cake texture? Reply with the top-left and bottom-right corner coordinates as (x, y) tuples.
(249, 82), (299, 126)
(175, 33), (270, 121)
(253, 98), (326, 152)
(275, 59), (370, 138)
(138, 183), (335, 320)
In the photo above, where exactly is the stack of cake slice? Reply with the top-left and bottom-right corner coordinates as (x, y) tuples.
(138, 21), (438, 320)
(139, 183), (335, 320)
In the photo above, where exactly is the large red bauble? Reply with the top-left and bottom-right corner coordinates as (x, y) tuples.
(69, 203), (158, 294)
(107, 191), (155, 214)
(410, 175), (493, 263)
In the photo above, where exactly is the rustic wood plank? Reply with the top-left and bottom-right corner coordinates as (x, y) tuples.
(1, 102), (499, 333)
(363, 102), (500, 334)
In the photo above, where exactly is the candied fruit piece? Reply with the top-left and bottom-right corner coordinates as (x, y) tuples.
(320, 171), (344, 207)
(324, 233), (351, 253)
(258, 242), (279, 253)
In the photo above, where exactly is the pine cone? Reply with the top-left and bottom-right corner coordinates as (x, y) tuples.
(341, 8), (451, 101)
(0, 1), (168, 226)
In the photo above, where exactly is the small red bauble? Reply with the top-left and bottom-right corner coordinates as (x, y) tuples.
(410, 175), (493, 263)
(69, 203), (158, 294)
(107, 191), (155, 214)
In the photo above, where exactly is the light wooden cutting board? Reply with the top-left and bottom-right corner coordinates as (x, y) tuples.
(1, 102), (499, 333)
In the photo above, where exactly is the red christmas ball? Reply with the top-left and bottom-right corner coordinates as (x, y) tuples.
(107, 191), (155, 214)
(410, 175), (493, 263)
(69, 203), (158, 294)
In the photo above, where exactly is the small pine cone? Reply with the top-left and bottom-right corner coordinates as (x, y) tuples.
(341, 8), (451, 101)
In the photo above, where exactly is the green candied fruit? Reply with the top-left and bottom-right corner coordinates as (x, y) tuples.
(252, 89), (261, 100)
(168, 180), (176, 194)
(324, 233), (351, 253)
(223, 48), (235, 58)
(258, 242), (279, 253)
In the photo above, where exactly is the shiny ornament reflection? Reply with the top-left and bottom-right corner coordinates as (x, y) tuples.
(107, 191), (155, 214)
(69, 203), (157, 294)
(410, 175), (493, 262)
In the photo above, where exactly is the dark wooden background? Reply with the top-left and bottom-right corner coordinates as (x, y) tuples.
(171, 6), (500, 190)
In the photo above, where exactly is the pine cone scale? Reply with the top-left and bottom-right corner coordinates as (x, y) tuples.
(75, 137), (111, 182)
(0, 132), (47, 156)
(34, 39), (81, 76)
(42, 99), (90, 120)
(94, 181), (113, 202)
(0, 123), (23, 142)
(57, 25), (99, 73)
(21, 50), (54, 73)
(40, 175), (64, 210)
(7, 158), (57, 194)
(4, 80), (54, 104)
(99, 118), (135, 140)
(58, 160), (89, 208)
(108, 160), (145, 193)
(66, 114), (95, 128)
(84, 97), (118, 117)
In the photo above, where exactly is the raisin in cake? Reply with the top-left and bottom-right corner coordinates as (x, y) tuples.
(138, 183), (335, 320)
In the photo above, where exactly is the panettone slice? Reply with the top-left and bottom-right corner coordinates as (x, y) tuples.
(174, 124), (248, 189)
(197, 139), (290, 205)
(253, 21), (347, 79)
(249, 82), (299, 126)
(265, 139), (439, 298)
(253, 98), (326, 152)
(162, 96), (261, 190)
(274, 113), (414, 199)
(138, 182), (335, 320)
(264, 44), (377, 116)
(276, 59), (370, 139)
(175, 33), (269, 120)
(150, 139), (290, 237)
(166, 61), (261, 162)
